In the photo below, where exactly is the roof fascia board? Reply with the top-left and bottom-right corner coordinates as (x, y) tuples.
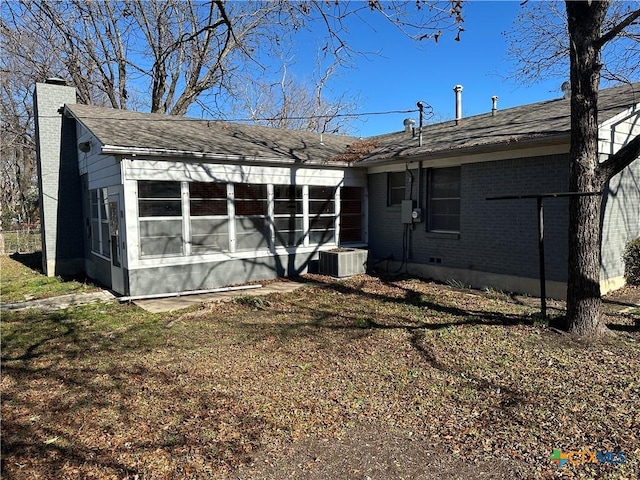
(366, 141), (569, 174)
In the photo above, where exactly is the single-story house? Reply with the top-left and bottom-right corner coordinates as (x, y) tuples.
(34, 80), (639, 299)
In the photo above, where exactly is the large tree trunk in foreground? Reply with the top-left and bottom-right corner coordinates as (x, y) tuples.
(565, 1), (610, 336)
(564, 1), (640, 336)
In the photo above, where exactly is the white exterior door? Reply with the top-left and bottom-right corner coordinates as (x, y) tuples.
(108, 189), (125, 294)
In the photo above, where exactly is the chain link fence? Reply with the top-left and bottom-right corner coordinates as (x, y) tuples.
(1, 229), (42, 255)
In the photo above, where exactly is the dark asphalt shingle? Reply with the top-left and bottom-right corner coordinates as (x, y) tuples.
(66, 82), (639, 166)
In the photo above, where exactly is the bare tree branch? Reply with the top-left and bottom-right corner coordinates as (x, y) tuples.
(597, 7), (640, 48)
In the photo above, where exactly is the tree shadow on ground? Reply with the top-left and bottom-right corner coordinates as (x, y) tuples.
(9, 251), (102, 287)
(1, 308), (272, 479)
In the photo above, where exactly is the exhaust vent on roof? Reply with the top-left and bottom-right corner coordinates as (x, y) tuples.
(403, 118), (415, 134)
(453, 85), (463, 125)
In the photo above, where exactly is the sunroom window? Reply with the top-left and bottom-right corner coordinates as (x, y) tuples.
(274, 185), (303, 247)
(138, 181), (183, 256)
(189, 182), (228, 253)
(234, 184), (270, 251)
(309, 186), (335, 245)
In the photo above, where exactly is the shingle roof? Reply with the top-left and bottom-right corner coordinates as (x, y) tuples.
(359, 82), (640, 165)
(66, 103), (359, 165)
(66, 82), (639, 166)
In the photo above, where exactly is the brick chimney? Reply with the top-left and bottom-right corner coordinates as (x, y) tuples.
(34, 79), (84, 276)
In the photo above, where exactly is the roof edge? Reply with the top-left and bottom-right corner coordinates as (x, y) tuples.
(357, 133), (571, 167)
(101, 145), (352, 167)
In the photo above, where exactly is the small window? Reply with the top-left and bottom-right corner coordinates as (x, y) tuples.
(388, 172), (405, 206)
(428, 167), (461, 232)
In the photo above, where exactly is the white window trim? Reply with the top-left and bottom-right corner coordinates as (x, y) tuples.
(90, 187), (111, 260)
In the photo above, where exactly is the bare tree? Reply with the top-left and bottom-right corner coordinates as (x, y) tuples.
(3, 0), (463, 114)
(0, 19), (50, 230)
(227, 45), (360, 134)
(505, 0), (640, 87)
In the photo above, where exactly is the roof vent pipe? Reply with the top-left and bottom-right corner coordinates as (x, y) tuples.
(403, 118), (415, 134)
(491, 95), (498, 116)
(453, 85), (463, 125)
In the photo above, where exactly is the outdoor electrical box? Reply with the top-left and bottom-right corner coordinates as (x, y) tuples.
(402, 200), (423, 224)
(411, 207), (422, 223)
(401, 200), (414, 224)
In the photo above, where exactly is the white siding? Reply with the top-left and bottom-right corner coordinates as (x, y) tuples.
(599, 106), (640, 157)
(122, 158), (366, 187)
(75, 124), (121, 188)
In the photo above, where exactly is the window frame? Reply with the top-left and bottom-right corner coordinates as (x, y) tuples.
(339, 186), (363, 244)
(387, 171), (405, 206)
(273, 184), (304, 247)
(138, 180), (184, 257)
(233, 183), (270, 251)
(427, 166), (461, 234)
(189, 181), (229, 254)
(89, 187), (110, 259)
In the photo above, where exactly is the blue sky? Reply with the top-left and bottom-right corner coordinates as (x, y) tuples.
(294, 1), (570, 137)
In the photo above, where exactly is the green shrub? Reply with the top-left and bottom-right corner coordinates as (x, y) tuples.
(623, 237), (640, 285)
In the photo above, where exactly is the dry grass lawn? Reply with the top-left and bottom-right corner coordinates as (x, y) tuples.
(1, 256), (639, 479)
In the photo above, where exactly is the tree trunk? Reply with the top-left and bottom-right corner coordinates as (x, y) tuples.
(564, 1), (611, 336)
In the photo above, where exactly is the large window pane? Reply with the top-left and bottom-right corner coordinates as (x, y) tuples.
(188, 182), (228, 252)
(236, 217), (270, 250)
(191, 218), (228, 252)
(308, 186), (335, 245)
(139, 181), (182, 217)
(139, 219), (183, 256)
(89, 188), (110, 258)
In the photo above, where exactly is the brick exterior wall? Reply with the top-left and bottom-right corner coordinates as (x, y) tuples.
(368, 154), (571, 284)
(34, 82), (84, 276)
